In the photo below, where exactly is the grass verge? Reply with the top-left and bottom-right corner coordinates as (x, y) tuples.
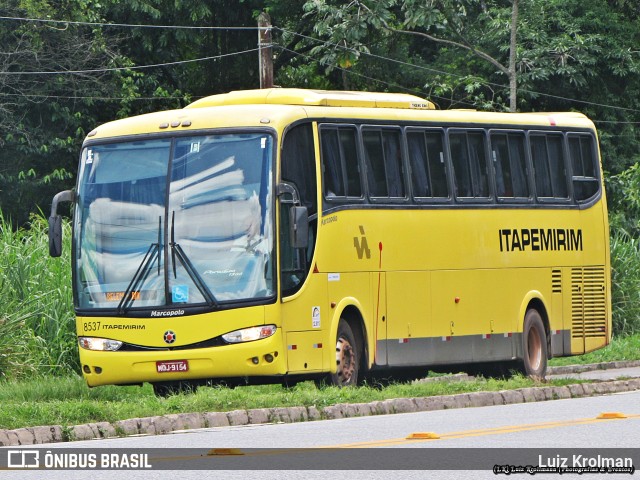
(548, 333), (640, 365)
(0, 374), (587, 431)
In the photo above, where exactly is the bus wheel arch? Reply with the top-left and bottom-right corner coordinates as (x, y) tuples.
(520, 300), (549, 380)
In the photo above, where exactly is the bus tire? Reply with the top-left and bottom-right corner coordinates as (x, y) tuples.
(520, 309), (548, 380)
(330, 319), (359, 387)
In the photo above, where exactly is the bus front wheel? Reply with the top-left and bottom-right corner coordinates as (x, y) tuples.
(330, 319), (359, 387)
(520, 309), (548, 380)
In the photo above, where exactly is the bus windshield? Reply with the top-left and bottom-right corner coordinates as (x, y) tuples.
(73, 133), (275, 311)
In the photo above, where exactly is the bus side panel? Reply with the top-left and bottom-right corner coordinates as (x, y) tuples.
(280, 272), (331, 374)
(428, 269), (537, 363)
(285, 331), (324, 373)
(385, 271), (430, 366)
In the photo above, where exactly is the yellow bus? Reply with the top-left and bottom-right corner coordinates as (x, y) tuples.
(49, 88), (611, 396)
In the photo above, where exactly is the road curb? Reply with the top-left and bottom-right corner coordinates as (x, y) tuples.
(1, 374), (640, 447)
(547, 359), (640, 375)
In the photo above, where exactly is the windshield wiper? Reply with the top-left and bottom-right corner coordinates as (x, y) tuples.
(117, 216), (162, 314)
(170, 211), (219, 308)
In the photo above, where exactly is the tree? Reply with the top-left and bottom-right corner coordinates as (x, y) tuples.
(303, 0), (521, 109)
(301, 0), (640, 115)
(2, 0), (640, 227)
(0, 0), (133, 226)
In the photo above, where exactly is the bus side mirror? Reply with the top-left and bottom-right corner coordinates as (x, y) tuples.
(48, 190), (75, 257)
(290, 206), (309, 249)
(49, 215), (63, 257)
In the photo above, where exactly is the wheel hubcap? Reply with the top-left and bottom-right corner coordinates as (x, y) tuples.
(336, 338), (356, 384)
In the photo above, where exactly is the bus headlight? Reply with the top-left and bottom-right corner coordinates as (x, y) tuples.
(222, 325), (277, 344)
(79, 337), (123, 351)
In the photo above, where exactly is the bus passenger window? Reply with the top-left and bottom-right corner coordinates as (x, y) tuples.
(407, 132), (429, 196)
(382, 130), (404, 197)
(320, 126), (362, 198)
(491, 132), (529, 199)
(450, 131), (489, 199)
(569, 134), (599, 202)
(548, 136), (567, 198)
(363, 130), (388, 196)
(341, 129), (362, 197)
(362, 128), (405, 198)
(469, 132), (489, 197)
(531, 133), (568, 199)
(407, 130), (448, 199)
(450, 133), (472, 197)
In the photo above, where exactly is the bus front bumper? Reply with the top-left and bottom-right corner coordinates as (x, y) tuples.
(79, 332), (286, 387)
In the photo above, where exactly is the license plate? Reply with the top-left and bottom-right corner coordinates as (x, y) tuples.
(156, 360), (189, 373)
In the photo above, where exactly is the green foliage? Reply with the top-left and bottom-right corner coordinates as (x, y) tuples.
(607, 163), (640, 238)
(610, 233), (640, 337)
(2, 0), (640, 224)
(0, 0), (134, 226)
(0, 213), (76, 380)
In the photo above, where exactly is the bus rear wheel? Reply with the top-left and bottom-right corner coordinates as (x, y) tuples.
(330, 319), (359, 387)
(520, 309), (548, 380)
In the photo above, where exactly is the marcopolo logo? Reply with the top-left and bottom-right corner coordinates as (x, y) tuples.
(150, 309), (185, 317)
(163, 330), (177, 344)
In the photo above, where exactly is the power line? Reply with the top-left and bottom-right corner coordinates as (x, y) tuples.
(276, 45), (476, 109)
(276, 27), (640, 115)
(0, 15), (260, 30)
(593, 120), (640, 125)
(0, 48), (260, 76)
(2, 15), (640, 120)
(0, 92), (198, 102)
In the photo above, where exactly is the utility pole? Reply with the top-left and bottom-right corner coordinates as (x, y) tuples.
(508, 0), (518, 112)
(258, 12), (273, 89)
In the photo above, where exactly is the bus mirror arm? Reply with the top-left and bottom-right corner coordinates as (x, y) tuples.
(276, 182), (301, 205)
(48, 189), (75, 258)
